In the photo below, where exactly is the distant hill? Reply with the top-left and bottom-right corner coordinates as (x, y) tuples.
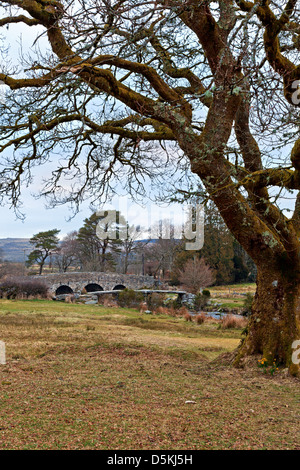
(0, 237), (176, 263)
(0, 238), (32, 263)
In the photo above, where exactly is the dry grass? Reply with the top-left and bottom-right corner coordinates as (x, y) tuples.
(210, 283), (256, 294)
(177, 306), (190, 316)
(153, 306), (176, 316)
(0, 299), (299, 450)
(196, 313), (206, 325)
(184, 312), (193, 322)
(220, 314), (248, 330)
(152, 306), (190, 317)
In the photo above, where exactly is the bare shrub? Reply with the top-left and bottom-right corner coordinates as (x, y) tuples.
(97, 294), (109, 305)
(153, 306), (165, 315)
(177, 306), (190, 316)
(0, 262), (26, 279)
(0, 276), (48, 299)
(167, 306), (178, 317)
(146, 293), (165, 310)
(184, 312), (193, 322)
(179, 257), (215, 294)
(153, 306), (178, 317)
(96, 293), (120, 307)
(220, 315), (248, 329)
(117, 289), (144, 308)
(152, 305), (192, 317)
(196, 313), (206, 325)
(102, 297), (119, 308)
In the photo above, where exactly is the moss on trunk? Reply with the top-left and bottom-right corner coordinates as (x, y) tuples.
(235, 266), (300, 377)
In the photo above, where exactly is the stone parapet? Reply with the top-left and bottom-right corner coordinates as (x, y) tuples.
(34, 272), (155, 295)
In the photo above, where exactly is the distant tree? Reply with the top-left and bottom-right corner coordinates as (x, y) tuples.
(77, 212), (127, 272)
(115, 223), (148, 274)
(170, 202), (233, 285)
(171, 203), (256, 285)
(54, 231), (80, 273)
(26, 229), (60, 275)
(200, 202), (235, 285)
(0, 261), (26, 279)
(178, 257), (215, 294)
(233, 239), (257, 283)
(144, 219), (183, 279)
(170, 248), (198, 286)
(77, 213), (110, 272)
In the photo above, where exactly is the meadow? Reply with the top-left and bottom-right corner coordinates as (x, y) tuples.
(0, 299), (299, 450)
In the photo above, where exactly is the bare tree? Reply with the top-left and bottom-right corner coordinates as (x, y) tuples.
(0, 1), (299, 374)
(54, 231), (80, 272)
(116, 223), (146, 274)
(179, 257), (215, 294)
(0, 261), (26, 279)
(145, 219), (183, 279)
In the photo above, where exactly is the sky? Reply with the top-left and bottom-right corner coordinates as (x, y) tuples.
(0, 194), (90, 239)
(0, 191), (191, 240)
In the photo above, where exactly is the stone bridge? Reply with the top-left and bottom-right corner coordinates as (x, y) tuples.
(37, 272), (156, 296)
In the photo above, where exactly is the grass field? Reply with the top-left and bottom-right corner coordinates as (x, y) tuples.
(210, 282), (256, 293)
(0, 299), (299, 450)
(209, 282), (256, 310)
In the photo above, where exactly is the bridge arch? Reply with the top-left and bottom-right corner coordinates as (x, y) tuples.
(113, 284), (126, 290)
(56, 285), (74, 295)
(84, 283), (103, 293)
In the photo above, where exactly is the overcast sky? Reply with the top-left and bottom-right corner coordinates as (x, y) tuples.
(0, 195), (89, 239)
(0, 192), (190, 240)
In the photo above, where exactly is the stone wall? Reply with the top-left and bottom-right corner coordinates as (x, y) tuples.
(35, 272), (155, 295)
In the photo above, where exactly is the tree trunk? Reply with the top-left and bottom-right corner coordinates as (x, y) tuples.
(235, 264), (300, 377)
(39, 260), (45, 275)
